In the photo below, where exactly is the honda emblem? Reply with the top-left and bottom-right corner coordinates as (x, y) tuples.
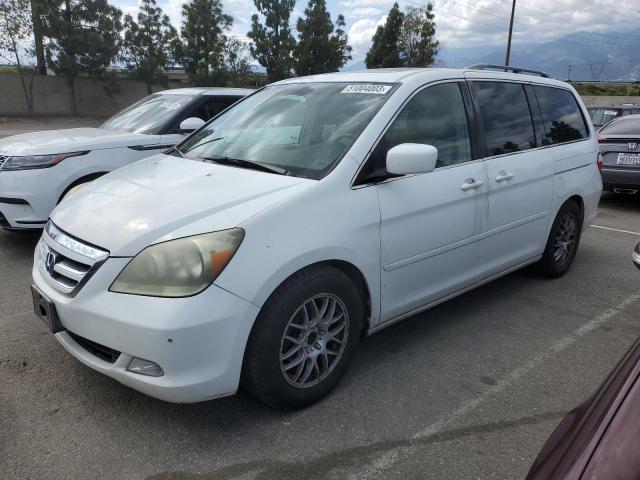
(45, 251), (57, 274)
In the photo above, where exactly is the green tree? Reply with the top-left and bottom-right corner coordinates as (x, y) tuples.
(399, 3), (439, 67)
(294, 0), (351, 76)
(179, 0), (232, 86)
(365, 2), (403, 68)
(122, 0), (178, 94)
(42, 0), (122, 114)
(222, 37), (253, 86)
(247, 0), (296, 82)
(0, 0), (37, 115)
(30, 0), (46, 75)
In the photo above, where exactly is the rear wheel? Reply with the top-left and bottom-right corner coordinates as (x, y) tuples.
(536, 200), (582, 277)
(242, 265), (363, 409)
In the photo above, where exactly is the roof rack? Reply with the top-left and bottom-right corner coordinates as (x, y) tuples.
(466, 64), (550, 78)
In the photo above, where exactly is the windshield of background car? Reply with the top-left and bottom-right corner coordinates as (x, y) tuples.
(176, 82), (395, 179)
(589, 107), (621, 126)
(101, 94), (196, 134)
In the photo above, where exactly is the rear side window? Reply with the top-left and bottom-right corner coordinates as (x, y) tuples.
(470, 82), (536, 156)
(534, 86), (588, 145)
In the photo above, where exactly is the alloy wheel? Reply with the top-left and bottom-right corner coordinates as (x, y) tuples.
(553, 213), (578, 266)
(279, 294), (349, 388)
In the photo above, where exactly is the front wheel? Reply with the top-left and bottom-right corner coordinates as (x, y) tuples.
(535, 201), (582, 278)
(242, 265), (364, 409)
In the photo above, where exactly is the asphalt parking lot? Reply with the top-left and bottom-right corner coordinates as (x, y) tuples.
(1, 125), (640, 479)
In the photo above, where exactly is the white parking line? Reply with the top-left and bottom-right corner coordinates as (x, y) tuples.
(591, 225), (640, 236)
(352, 293), (640, 480)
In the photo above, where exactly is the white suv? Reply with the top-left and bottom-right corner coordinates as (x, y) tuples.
(31, 67), (601, 408)
(0, 87), (251, 230)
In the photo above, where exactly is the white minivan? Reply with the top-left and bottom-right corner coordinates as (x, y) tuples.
(31, 67), (602, 409)
(0, 88), (251, 230)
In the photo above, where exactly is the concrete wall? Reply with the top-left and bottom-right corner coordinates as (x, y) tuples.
(0, 73), (164, 117)
(3, 72), (640, 117)
(581, 96), (640, 107)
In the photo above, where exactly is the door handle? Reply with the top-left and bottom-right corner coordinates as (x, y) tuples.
(460, 178), (483, 191)
(495, 170), (515, 182)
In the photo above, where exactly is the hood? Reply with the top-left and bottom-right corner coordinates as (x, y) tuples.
(0, 128), (155, 156)
(51, 154), (312, 256)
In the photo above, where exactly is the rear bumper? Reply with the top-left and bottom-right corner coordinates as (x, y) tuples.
(601, 167), (640, 190)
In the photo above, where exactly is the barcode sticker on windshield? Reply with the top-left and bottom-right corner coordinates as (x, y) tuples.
(341, 84), (393, 95)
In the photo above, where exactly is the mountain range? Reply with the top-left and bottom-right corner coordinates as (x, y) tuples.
(345, 29), (640, 81)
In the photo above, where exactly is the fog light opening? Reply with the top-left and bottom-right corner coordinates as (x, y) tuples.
(127, 357), (164, 377)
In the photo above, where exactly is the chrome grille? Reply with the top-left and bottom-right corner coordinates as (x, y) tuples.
(38, 222), (109, 296)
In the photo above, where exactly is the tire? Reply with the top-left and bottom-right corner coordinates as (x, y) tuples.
(242, 264), (364, 409)
(535, 200), (582, 278)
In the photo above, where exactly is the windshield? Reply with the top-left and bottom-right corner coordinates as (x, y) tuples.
(101, 94), (196, 134)
(175, 82), (395, 179)
(589, 107), (620, 126)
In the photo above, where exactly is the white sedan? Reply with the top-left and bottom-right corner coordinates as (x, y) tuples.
(0, 87), (252, 230)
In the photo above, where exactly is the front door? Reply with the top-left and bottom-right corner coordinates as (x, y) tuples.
(369, 82), (490, 322)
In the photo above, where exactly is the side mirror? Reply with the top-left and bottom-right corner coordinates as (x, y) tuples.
(178, 117), (205, 133)
(386, 143), (438, 175)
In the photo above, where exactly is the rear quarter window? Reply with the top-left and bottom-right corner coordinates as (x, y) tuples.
(534, 86), (588, 145)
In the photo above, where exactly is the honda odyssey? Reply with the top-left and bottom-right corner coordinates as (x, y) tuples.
(31, 67), (602, 408)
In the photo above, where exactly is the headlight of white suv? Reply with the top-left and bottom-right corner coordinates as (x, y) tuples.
(1, 151), (89, 171)
(110, 229), (244, 297)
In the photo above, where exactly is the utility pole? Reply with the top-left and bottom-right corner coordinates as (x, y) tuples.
(504, 0), (516, 68)
(567, 64), (572, 81)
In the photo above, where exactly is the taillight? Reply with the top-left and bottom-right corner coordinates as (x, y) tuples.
(597, 152), (604, 172)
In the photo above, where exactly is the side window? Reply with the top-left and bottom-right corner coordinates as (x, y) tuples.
(366, 82), (471, 178)
(190, 96), (241, 122)
(471, 81), (536, 156)
(534, 86), (588, 145)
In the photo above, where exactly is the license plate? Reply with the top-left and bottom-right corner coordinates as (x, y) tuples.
(617, 153), (640, 166)
(31, 286), (63, 333)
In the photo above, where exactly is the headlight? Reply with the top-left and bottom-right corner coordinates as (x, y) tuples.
(0, 151), (89, 171)
(110, 229), (244, 297)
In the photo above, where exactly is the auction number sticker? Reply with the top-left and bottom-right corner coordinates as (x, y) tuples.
(341, 84), (393, 95)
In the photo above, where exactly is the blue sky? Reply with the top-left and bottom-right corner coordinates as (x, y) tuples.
(112, 0), (640, 67)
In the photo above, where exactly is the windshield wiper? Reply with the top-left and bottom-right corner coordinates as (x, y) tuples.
(168, 146), (184, 157)
(201, 156), (289, 176)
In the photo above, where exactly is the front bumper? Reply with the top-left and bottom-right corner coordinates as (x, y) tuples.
(601, 166), (640, 191)
(32, 244), (261, 403)
(0, 169), (58, 229)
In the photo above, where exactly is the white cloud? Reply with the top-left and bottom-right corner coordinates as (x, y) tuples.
(112, 0), (640, 67)
(347, 16), (386, 62)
